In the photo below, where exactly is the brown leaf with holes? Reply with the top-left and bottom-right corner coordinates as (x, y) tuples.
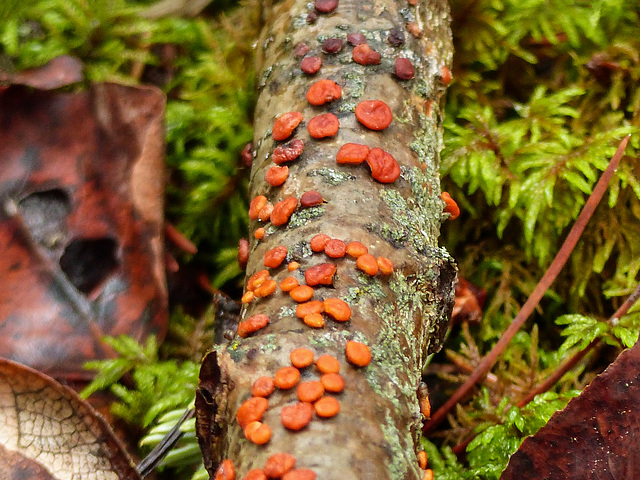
(501, 339), (640, 479)
(0, 357), (140, 480)
(0, 82), (167, 379)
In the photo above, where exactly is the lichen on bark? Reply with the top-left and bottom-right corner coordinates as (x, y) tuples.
(196, 1), (456, 479)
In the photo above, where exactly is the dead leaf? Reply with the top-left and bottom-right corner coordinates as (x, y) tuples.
(0, 357), (140, 480)
(0, 83), (168, 379)
(0, 55), (84, 89)
(501, 339), (640, 479)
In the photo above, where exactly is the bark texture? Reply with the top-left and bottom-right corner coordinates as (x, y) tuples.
(197, 1), (455, 478)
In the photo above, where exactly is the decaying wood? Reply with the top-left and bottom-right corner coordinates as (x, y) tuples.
(196, 1), (455, 478)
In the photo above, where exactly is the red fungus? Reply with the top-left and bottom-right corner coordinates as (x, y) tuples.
(306, 79), (342, 106)
(296, 380), (325, 403)
(314, 396), (340, 418)
(244, 469), (268, 480)
(377, 256), (394, 275)
(237, 314), (270, 338)
(238, 238), (249, 269)
(303, 313), (325, 328)
(290, 285), (314, 302)
(357, 253), (379, 276)
(294, 43), (310, 57)
(271, 196), (298, 226)
(247, 269), (270, 291)
(440, 65), (452, 86)
(314, 0), (338, 13)
(279, 276), (299, 292)
(352, 43), (381, 65)
(307, 113), (340, 138)
(304, 263), (337, 286)
(295, 300), (324, 318)
(366, 147), (401, 183)
(355, 100), (393, 130)
(215, 459), (236, 480)
(322, 38), (343, 54)
(300, 190), (324, 207)
(290, 348), (315, 368)
(252, 376), (276, 397)
(282, 470), (317, 480)
(316, 354), (340, 373)
(418, 451), (428, 470)
(324, 238), (347, 258)
(336, 143), (370, 164)
(241, 143), (253, 167)
(275, 366), (301, 389)
(273, 138), (304, 164)
(265, 165), (289, 186)
(254, 227), (266, 240)
(264, 245), (288, 268)
(323, 298), (351, 321)
(347, 33), (366, 46)
(345, 340), (371, 367)
(395, 58), (415, 80)
(264, 453), (297, 478)
(321, 373), (345, 393)
(281, 402), (314, 430)
(254, 279), (277, 298)
(244, 421), (271, 445)
(288, 261), (300, 271)
(407, 21), (422, 38)
(236, 397), (269, 428)
(310, 234), (331, 252)
(273, 111), (303, 141)
(345, 241), (368, 257)
(441, 191), (460, 219)
(249, 195), (268, 220)
(301, 56), (322, 75)
(258, 203), (274, 222)
(387, 27), (405, 46)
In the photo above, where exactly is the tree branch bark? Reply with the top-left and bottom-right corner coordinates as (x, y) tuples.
(197, 1), (455, 478)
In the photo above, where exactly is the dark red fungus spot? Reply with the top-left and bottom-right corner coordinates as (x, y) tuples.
(366, 147), (401, 183)
(307, 113), (339, 138)
(395, 58), (415, 80)
(301, 56), (322, 74)
(314, 0), (338, 13)
(347, 33), (366, 46)
(387, 27), (405, 46)
(352, 44), (381, 65)
(273, 111), (303, 141)
(355, 100), (393, 130)
(294, 43), (310, 57)
(322, 38), (343, 54)
(440, 65), (452, 86)
(300, 190), (324, 208)
(241, 143), (253, 167)
(307, 10), (318, 23)
(306, 79), (342, 106)
(273, 138), (304, 164)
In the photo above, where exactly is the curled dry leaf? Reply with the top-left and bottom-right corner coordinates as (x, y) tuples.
(0, 357), (140, 480)
(0, 83), (167, 379)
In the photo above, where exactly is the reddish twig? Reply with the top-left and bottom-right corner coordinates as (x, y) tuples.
(517, 280), (640, 407)
(451, 280), (640, 455)
(423, 135), (630, 434)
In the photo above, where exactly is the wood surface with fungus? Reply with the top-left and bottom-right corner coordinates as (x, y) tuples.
(195, 1), (455, 479)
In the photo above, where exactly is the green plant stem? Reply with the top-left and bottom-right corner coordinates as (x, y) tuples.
(424, 135), (631, 434)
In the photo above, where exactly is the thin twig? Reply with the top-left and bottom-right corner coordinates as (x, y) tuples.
(451, 281), (640, 455)
(423, 135), (630, 434)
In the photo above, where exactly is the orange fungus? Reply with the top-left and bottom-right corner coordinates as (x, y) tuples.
(355, 100), (393, 130)
(306, 79), (342, 106)
(273, 111), (303, 141)
(307, 113), (339, 138)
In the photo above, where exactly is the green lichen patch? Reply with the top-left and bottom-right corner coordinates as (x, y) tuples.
(307, 167), (356, 185)
(288, 205), (325, 228)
